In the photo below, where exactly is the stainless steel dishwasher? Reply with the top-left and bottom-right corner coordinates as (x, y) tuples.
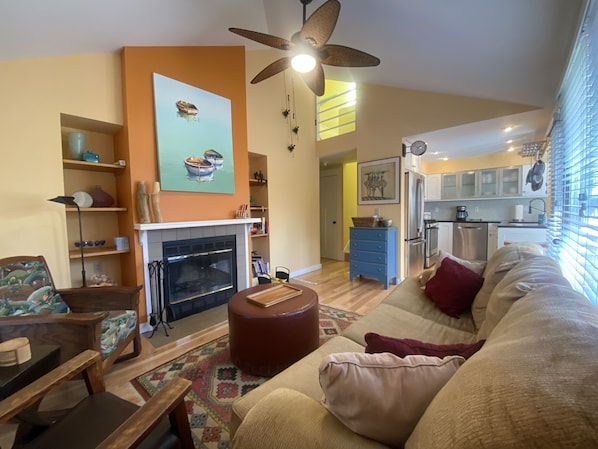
(453, 221), (488, 261)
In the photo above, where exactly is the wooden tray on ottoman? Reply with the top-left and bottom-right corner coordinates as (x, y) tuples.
(246, 284), (302, 307)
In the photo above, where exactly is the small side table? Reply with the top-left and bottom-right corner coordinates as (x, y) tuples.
(0, 345), (61, 401)
(0, 344), (61, 444)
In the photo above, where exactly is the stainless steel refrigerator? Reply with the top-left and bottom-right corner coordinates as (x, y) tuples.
(404, 171), (425, 277)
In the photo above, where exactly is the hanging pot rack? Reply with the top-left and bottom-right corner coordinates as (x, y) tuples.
(518, 140), (547, 158)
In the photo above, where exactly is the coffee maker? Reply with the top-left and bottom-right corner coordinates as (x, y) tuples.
(456, 206), (468, 221)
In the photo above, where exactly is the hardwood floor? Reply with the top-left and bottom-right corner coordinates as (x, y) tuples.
(0, 259), (398, 446)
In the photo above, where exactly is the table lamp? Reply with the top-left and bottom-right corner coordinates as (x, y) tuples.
(48, 195), (87, 287)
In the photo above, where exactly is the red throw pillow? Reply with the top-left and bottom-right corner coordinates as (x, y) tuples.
(424, 257), (484, 317)
(364, 332), (485, 359)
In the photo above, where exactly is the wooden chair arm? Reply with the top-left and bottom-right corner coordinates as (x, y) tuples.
(0, 313), (108, 364)
(57, 285), (142, 313)
(96, 376), (193, 449)
(0, 350), (104, 423)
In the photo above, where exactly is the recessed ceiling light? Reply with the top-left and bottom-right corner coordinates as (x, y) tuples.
(507, 146), (515, 152)
(504, 126), (513, 132)
(506, 139), (513, 144)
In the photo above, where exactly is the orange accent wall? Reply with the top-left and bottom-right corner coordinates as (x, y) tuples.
(118, 46), (250, 320)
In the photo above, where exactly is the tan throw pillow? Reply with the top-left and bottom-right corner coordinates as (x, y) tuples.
(319, 352), (465, 447)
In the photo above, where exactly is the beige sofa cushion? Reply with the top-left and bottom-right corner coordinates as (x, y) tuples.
(476, 255), (570, 340)
(342, 303), (476, 347)
(319, 352), (465, 448)
(406, 284), (598, 449)
(368, 278), (476, 334)
(232, 388), (389, 449)
(471, 242), (544, 330)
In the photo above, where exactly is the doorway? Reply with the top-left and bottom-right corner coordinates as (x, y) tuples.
(320, 167), (344, 260)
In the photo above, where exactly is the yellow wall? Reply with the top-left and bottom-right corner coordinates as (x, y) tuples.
(343, 162), (357, 251)
(0, 53), (123, 284)
(422, 151), (526, 174)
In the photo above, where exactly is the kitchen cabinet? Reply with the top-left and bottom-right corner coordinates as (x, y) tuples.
(497, 226), (547, 248)
(249, 152), (270, 275)
(425, 174), (442, 200)
(479, 168), (499, 197)
(437, 222), (453, 254)
(349, 227), (397, 289)
(459, 171), (477, 198)
(404, 153), (421, 173)
(60, 114), (130, 287)
(441, 174), (458, 199)
(487, 223), (498, 259)
(500, 166), (522, 196)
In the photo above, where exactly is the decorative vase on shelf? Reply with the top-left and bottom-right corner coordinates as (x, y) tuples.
(151, 181), (163, 223)
(90, 185), (114, 208)
(137, 181), (151, 224)
(67, 132), (86, 160)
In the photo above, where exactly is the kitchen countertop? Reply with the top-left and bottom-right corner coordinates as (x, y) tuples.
(432, 219), (546, 228)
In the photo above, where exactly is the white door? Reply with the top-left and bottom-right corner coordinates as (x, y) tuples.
(320, 168), (344, 260)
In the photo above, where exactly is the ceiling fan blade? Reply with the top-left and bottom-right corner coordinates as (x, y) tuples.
(251, 57), (292, 84)
(299, 0), (340, 47)
(229, 28), (292, 51)
(321, 44), (380, 67)
(300, 63), (325, 96)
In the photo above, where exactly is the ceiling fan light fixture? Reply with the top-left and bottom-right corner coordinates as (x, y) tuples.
(291, 53), (317, 73)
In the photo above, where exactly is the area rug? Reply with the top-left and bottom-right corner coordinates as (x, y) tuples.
(132, 304), (361, 449)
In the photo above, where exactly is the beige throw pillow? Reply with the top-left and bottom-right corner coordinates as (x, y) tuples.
(319, 352), (465, 447)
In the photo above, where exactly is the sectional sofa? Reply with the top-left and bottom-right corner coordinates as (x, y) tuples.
(230, 243), (598, 448)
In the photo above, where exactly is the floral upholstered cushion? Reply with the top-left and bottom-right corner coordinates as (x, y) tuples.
(100, 310), (137, 360)
(0, 259), (69, 316)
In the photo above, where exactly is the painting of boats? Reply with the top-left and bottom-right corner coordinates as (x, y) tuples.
(184, 156), (214, 178)
(176, 100), (198, 115)
(203, 149), (224, 170)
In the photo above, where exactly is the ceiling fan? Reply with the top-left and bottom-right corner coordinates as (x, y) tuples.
(229, 0), (380, 96)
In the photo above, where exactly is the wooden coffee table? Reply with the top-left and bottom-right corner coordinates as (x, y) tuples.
(228, 283), (319, 377)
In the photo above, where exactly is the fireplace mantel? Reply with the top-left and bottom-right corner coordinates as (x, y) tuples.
(135, 218), (260, 332)
(134, 218), (259, 232)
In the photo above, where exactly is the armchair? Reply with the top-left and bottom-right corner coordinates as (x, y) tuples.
(0, 256), (142, 372)
(0, 350), (194, 449)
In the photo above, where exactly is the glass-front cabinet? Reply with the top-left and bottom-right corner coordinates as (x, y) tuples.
(500, 166), (522, 196)
(479, 168), (499, 197)
(459, 171), (477, 198)
(441, 173), (458, 199)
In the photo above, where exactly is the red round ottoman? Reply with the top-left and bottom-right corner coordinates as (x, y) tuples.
(228, 284), (319, 377)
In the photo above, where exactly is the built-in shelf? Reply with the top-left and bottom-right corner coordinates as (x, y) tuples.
(66, 207), (127, 212)
(62, 159), (126, 173)
(251, 233), (269, 239)
(249, 179), (267, 185)
(250, 206), (268, 211)
(68, 247), (130, 259)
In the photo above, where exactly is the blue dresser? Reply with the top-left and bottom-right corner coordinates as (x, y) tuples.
(350, 227), (397, 289)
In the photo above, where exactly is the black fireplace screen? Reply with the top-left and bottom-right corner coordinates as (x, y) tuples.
(160, 235), (237, 321)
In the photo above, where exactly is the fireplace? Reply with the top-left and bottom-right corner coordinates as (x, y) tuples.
(160, 235), (237, 321)
(135, 218), (260, 332)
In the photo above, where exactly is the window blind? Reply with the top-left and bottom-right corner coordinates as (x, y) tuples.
(549, 1), (598, 305)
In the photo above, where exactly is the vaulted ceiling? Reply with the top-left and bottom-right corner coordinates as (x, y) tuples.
(0, 0), (585, 160)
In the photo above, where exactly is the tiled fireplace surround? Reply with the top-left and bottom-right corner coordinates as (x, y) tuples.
(135, 218), (259, 332)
